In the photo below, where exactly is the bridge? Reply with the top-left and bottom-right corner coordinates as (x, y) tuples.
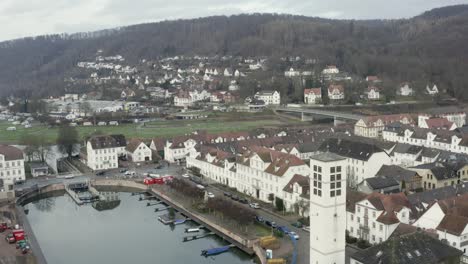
(274, 106), (363, 122)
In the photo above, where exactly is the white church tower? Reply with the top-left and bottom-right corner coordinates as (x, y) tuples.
(310, 153), (347, 264)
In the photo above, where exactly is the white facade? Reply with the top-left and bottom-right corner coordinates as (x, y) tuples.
(346, 152), (392, 187)
(347, 194), (411, 245)
(322, 66), (339, 75)
(304, 89), (322, 104)
(310, 153), (347, 264)
(426, 85), (439, 95)
(85, 138), (126, 171)
(127, 142), (152, 162)
(0, 147), (25, 187)
(398, 84), (414, 96)
(254, 91), (280, 105)
(367, 87), (380, 100)
(328, 85), (345, 100)
(285, 68), (301, 77)
(164, 139), (198, 163)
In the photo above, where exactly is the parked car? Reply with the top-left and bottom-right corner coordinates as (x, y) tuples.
(119, 169), (127, 173)
(231, 195), (239, 201)
(125, 171), (136, 176)
(64, 175), (74, 179)
(182, 174), (190, 178)
(289, 231), (300, 240)
(265, 220), (277, 228)
(239, 198), (249, 204)
(277, 226), (290, 234)
(223, 192), (232, 198)
(96, 171), (105, 176)
(155, 164), (163, 169)
(302, 226), (310, 232)
(207, 192), (215, 198)
(254, 216), (264, 223)
(249, 203), (260, 209)
(5, 233), (15, 243)
(14, 180), (25, 185)
(291, 221), (303, 228)
(196, 184), (205, 190)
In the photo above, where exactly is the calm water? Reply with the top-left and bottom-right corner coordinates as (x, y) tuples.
(25, 193), (255, 264)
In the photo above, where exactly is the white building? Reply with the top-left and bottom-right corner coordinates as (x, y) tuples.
(310, 152), (347, 264)
(426, 84), (439, 95)
(164, 137), (198, 163)
(322, 65), (339, 75)
(367, 86), (380, 100)
(84, 135), (126, 171)
(284, 68), (301, 77)
(0, 145), (25, 188)
(304, 88), (322, 104)
(397, 83), (414, 97)
(328, 84), (345, 100)
(126, 139), (152, 162)
(254, 91), (280, 105)
(354, 114), (414, 138)
(418, 109), (466, 128)
(412, 193), (468, 256)
(319, 138), (392, 187)
(347, 192), (412, 245)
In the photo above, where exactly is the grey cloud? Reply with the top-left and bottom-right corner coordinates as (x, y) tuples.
(1, 0), (468, 41)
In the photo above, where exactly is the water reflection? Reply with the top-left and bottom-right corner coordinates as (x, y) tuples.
(26, 192), (255, 264)
(32, 197), (55, 213)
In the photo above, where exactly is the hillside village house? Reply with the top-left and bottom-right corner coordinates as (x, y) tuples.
(426, 84), (439, 95)
(319, 138), (392, 187)
(174, 91), (192, 107)
(0, 145), (25, 189)
(322, 65), (339, 75)
(412, 193), (468, 256)
(126, 139), (152, 162)
(365, 76), (381, 83)
(354, 114), (414, 138)
(397, 83), (414, 96)
(304, 88), (322, 104)
(347, 192), (413, 245)
(328, 84), (345, 100)
(284, 68), (301, 77)
(254, 91), (281, 105)
(121, 88), (136, 98)
(367, 86), (380, 100)
(83, 134), (126, 171)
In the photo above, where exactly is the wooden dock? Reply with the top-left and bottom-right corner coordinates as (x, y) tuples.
(183, 232), (215, 242)
(65, 187), (84, 205)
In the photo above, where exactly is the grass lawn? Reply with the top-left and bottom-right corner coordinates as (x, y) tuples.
(254, 223), (273, 237)
(0, 118), (292, 144)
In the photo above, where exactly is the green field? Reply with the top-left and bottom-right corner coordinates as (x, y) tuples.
(0, 117), (295, 144)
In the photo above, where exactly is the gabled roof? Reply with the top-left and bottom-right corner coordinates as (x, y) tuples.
(346, 190), (367, 213)
(328, 84), (344, 93)
(365, 177), (400, 190)
(126, 139), (145, 153)
(408, 182), (468, 208)
(88, 134), (126, 149)
(375, 165), (419, 183)
(283, 174), (310, 197)
(351, 232), (463, 264)
(0, 145), (23, 161)
(304, 88), (322, 96)
(318, 138), (387, 161)
(424, 118), (455, 130)
(437, 214), (468, 236)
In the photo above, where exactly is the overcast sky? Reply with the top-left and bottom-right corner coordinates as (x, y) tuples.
(1, 0), (468, 41)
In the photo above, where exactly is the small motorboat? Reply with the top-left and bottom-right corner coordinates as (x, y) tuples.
(201, 245), (231, 257)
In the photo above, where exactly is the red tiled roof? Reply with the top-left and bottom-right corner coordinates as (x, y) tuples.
(377, 211), (400, 225)
(304, 88), (322, 96)
(360, 114), (415, 127)
(328, 84), (344, 93)
(424, 118), (455, 130)
(437, 214), (468, 236)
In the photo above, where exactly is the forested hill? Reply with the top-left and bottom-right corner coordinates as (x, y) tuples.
(1, 5), (468, 99)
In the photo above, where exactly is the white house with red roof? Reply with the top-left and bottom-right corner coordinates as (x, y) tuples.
(367, 86), (380, 100)
(328, 84), (345, 100)
(284, 68), (301, 77)
(354, 114), (415, 138)
(304, 88), (322, 104)
(347, 192), (413, 245)
(412, 193), (468, 256)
